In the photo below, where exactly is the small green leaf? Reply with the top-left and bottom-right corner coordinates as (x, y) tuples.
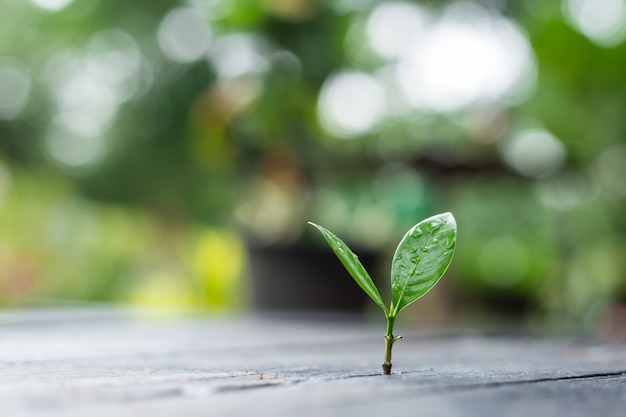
(309, 222), (388, 314)
(390, 212), (456, 316)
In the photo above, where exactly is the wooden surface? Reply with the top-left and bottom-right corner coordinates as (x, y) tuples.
(0, 308), (625, 416)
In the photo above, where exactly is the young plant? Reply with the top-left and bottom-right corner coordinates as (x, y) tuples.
(309, 212), (456, 375)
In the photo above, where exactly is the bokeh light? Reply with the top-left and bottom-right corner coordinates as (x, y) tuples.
(86, 29), (144, 102)
(500, 129), (566, 179)
(317, 71), (386, 138)
(44, 127), (106, 168)
(40, 28), (148, 169)
(366, 2), (431, 61)
(394, 2), (536, 112)
(28, 0), (73, 12)
(563, 0), (626, 47)
(205, 33), (271, 114)
(0, 58), (31, 120)
(157, 7), (213, 63)
(208, 34), (270, 80)
(595, 144), (626, 199)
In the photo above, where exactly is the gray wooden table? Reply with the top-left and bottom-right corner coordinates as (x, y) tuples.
(1, 308), (624, 416)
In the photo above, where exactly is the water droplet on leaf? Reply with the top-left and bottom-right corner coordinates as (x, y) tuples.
(433, 238), (439, 244)
(422, 246), (429, 252)
(416, 270), (424, 275)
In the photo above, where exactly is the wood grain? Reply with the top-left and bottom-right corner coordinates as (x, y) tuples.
(0, 309), (624, 416)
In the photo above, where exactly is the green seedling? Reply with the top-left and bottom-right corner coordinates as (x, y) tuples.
(309, 212), (456, 375)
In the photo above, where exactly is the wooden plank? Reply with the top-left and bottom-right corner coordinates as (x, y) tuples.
(0, 309), (624, 416)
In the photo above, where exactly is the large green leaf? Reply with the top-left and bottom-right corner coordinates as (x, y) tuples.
(309, 222), (388, 313)
(390, 212), (456, 316)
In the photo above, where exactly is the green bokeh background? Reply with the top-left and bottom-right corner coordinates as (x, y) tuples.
(1, 0), (625, 331)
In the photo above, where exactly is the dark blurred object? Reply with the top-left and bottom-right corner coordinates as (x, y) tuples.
(247, 242), (378, 312)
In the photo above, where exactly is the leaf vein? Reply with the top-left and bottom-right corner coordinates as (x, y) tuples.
(394, 234), (433, 315)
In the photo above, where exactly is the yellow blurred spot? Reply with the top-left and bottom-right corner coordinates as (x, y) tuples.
(192, 229), (245, 307)
(128, 271), (198, 308)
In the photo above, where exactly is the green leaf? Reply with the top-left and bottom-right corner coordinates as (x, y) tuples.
(308, 222), (388, 314)
(390, 212), (456, 316)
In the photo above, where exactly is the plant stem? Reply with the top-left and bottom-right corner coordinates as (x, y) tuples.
(382, 314), (400, 375)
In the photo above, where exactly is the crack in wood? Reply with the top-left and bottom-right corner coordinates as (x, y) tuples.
(214, 380), (297, 392)
(202, 369), (626, 393)
(416, 370), (626, 394)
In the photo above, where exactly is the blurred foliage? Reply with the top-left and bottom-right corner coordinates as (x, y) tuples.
(0, 166), (244, 309)
(0, 0), (625, 325)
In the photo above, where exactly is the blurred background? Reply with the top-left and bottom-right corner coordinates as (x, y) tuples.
(0, 0), (625, 335)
